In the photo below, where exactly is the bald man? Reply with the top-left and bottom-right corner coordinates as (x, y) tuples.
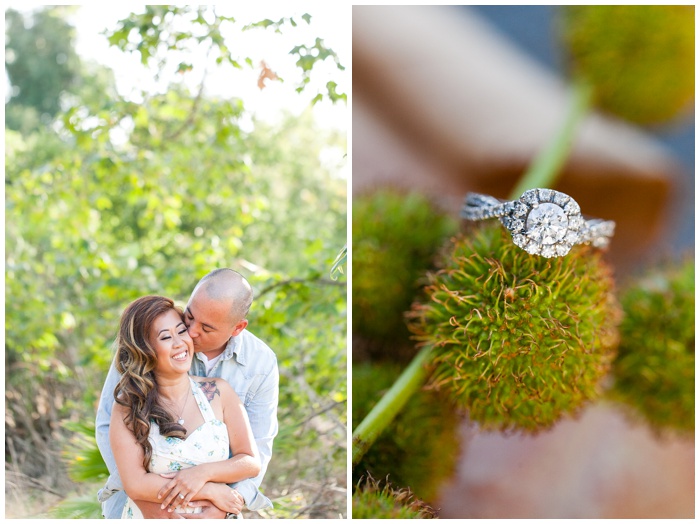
(95, 269), (279, 519)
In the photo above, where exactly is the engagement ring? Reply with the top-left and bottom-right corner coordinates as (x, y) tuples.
(461, 188), (615, 258)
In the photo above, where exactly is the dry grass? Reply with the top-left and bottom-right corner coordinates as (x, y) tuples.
(4, 470), (78, 518)
(245, 416), (348, 519)
(5, 468), (348, 520)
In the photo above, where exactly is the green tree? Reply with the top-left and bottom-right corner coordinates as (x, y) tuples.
(5, 7), (80, 129)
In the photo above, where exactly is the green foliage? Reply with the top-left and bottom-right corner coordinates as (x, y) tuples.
(6, 99), (345, 369)
(352, 477), (436, 519)
(6, 102), (346, 485)
(610, 258), (694, 434)
(352, 190), (457, 360)
(290, 38), (347, 103)
(407, 223), (620, 432)
(44, 493), (104, 519)
(253, 275), (347, 433)
(5, 7), (81, 121)
(352, 362), (460, 502)
(559, 5), (694, 125)
(107, 6), (346, 104)
(331, 244), (347, 280)
(5, 7), (117, 133)
(62, 421), (109, 483)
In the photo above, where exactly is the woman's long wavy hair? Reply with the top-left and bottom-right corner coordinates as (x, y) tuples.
(113, 295), (188, 469)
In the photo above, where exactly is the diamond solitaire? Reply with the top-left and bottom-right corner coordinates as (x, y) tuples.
(527, 203), (568, 245)
(460, 189), (615, 258)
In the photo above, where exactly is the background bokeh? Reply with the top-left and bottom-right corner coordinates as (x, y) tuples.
(471, 4), (694, 253)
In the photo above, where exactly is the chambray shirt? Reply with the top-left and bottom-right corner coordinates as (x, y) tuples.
(95, 329), (279, 518)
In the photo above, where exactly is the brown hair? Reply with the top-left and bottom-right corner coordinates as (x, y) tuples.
(113, 295), (187, 469)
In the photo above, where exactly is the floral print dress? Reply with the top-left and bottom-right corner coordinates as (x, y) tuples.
(121, 377), (230, 518)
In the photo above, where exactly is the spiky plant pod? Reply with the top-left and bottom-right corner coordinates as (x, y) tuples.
(406, 223), (621, 432)
(352, 362), (461, 502)
(353, 190), (457, 362)
(352, 475), (437, 519)
(559, 5), (694, 125)
(609, 257), (694, 434)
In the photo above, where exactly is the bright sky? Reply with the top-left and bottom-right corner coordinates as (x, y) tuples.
(5, 3), (350, 132)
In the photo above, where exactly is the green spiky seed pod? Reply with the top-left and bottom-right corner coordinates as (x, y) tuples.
(353, 190), (457, 361)
(352, 476), (437, 519)
(610, 257), (694, 434)
(352, 362), (461, 502)
(560, 5), (694, 125)
(407, 223), (621, 432)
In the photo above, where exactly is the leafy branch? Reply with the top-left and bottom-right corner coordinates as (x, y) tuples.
(257, 276), (345, 298)
(330, 244), (347, 280)
(106, 6), (346, 104)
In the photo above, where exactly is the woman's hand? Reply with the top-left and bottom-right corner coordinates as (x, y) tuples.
(188, 483), (245, 516)
(157, 466), (211, 513)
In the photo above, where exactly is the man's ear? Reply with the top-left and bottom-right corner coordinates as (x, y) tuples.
(231, 319), (248, 337)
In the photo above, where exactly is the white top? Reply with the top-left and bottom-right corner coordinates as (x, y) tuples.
(121, 377), (230, 519)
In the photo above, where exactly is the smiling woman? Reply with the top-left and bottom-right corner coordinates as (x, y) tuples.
(114, 297), (192, 453)
(110, 295), (259, 518)
(152, 309), (193, 377)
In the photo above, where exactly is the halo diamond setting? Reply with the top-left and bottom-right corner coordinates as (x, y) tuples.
(461, 189), (615, 258)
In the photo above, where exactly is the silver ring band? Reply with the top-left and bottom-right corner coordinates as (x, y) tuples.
(461, 188), (615, 258)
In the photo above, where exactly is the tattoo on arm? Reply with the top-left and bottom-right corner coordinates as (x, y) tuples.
(198, 380), (221, 402)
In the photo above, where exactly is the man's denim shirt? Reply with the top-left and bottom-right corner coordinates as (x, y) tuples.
(95, 329), (279, 518)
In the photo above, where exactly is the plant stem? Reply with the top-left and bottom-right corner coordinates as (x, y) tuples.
(508, 80), (593, 200)
(351, 345), (432, 467)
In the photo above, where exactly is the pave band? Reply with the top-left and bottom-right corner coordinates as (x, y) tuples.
(461, 189), (615, 258)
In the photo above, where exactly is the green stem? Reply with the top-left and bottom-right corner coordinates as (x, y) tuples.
(508, 81), (593, 200)
(351, 345), (432, 467)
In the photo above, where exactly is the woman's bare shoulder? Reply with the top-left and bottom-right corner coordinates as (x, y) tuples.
(110, 399), (130, 424)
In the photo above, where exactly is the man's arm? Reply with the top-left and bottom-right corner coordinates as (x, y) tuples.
(230, 357), (279, 510)
(95, 362), (119, 472)
(95, 361), (128, 518)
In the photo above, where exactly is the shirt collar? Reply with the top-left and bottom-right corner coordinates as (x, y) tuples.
(222, 330), (247, 366)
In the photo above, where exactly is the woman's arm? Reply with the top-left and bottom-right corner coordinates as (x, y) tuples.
(157, 380), (261, 511)
(109, 402), (181, 505)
